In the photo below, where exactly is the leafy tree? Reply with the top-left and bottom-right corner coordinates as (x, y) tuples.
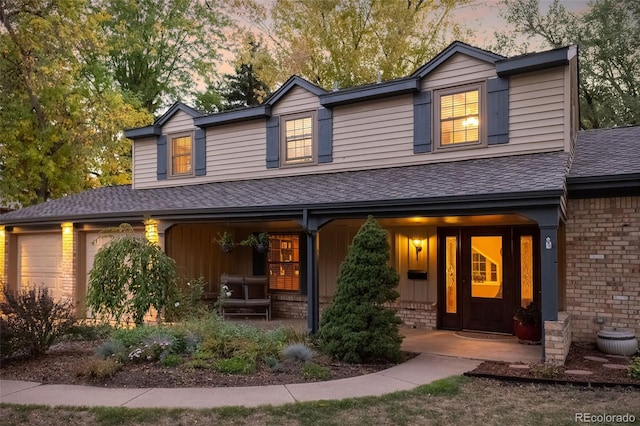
(220, 35), (272, 110)
(318, 216), (403, 364)
(87, 224), (179, 326)
(231, 0), (470, 90)
(92, 0), (228, 114)
(493, 0), (640, 128)
(0, 0), (151, 206)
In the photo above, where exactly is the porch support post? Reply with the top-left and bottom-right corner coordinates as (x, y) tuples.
(539, 225), (559, 323)
(306, 229), (319, 334)
(519, 206), (561, 361)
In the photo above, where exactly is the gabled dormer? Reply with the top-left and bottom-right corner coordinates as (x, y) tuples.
(125, 102), (204, 188)
(126, 42), (578, 190)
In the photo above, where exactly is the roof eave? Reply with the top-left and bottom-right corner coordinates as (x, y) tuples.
(0, 189), (564, 227)
(567, 173), (640, 198)
(194, 105), (272, 128)
(496, 46), (576, 77)
(319, 78), (420, 107)
(123, 125), (161, 139)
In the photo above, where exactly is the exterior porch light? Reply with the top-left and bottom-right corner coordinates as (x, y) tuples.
(144, 219), (159, 244)
(411, 237), (423, 261)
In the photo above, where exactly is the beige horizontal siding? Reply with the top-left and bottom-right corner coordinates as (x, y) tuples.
(271, 86), (320, 116)
(132, 58), (572, 189)
(332, 95), (414, 163)
(162, 110), (195, 135)
(509, 68), (566, 147)
(421, 53), (497, 90)
(132, 138), (157, 188)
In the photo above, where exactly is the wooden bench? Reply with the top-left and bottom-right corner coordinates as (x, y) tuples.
(220, 274), (271, 320)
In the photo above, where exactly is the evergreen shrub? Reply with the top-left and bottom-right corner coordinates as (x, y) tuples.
(318, 216), (403, 363)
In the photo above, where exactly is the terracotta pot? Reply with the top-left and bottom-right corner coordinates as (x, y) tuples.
(513, 319), (542, 345)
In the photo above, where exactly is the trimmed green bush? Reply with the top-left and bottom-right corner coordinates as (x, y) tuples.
(318, 216), (403, 363)
(160, 353), (182, 367)
(216, 356), (255, 374)
(302, 362), (331, 380)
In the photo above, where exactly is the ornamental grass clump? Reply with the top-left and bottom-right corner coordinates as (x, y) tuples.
(282, 343), (316, 363)
(318, 216), (403, 364)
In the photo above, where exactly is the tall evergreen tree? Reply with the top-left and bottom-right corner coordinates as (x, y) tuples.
(220, 37), (272, 110)
(318, 216), (403, 364)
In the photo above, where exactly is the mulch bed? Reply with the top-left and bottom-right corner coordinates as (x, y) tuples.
(467, 342), (640, 388)
(0, 340), (403, 388)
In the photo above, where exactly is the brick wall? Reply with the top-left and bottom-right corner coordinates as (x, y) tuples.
(545, 312), (572, 364)
(565, 196), (640, 342)
(271, 293), (437, 329)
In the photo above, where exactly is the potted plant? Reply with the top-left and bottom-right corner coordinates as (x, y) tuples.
(215, 232), (235, 253)
(513, 302), (542, 344)
(240, 232), (270, 253)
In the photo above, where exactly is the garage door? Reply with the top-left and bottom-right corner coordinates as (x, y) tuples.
(17, 233), (63, 300)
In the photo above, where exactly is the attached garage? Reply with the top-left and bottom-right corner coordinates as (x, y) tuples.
(16, 233), (63, 300)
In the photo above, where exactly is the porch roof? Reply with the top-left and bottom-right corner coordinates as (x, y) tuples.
(0, 151), (569, 226)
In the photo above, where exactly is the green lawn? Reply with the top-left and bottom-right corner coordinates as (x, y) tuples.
(2, 377), (639, 426)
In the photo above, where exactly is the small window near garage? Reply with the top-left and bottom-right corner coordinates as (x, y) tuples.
(435, 84), (484, 150)
(170, 133), (193, 176)
(268, 234), (300, 291)
(283, 114), (314, 165)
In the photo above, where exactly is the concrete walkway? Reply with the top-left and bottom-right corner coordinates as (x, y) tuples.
(0, 354), (480, 409)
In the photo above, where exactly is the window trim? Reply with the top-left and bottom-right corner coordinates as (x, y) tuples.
(280, 111), (317, 167)
(267, 233), (301, 292)
(168, 131), (194, 178)
(433, 82), (486, 152)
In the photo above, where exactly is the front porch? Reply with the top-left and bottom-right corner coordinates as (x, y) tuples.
(231, 318), (540, 363)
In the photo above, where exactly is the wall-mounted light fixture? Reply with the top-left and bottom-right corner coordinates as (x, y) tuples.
(411, 237), (423, 261)
(144, 218), (159, 244)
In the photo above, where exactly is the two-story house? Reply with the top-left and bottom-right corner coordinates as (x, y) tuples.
(1, 42), (638, 364)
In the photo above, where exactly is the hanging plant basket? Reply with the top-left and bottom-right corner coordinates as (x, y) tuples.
(214, 232), (235, 253)
(240, 232), (270, 253)
(255, 243), (269, 254)
(220, 243), (234, 253)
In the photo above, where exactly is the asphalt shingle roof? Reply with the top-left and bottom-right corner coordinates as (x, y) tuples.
(570, 126), (640, 178)
(0, 151), (569, 224)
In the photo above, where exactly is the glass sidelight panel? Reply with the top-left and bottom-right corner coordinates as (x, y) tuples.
(520, 236), (533, 307)
(471, 236), (502, 299)
(445, 236), (457, 313)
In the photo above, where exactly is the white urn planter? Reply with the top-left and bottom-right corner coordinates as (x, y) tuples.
(596, 328), (638, 356)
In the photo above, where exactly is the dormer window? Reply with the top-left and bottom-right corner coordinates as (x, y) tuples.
(434, 83), (485, 150)
(282, 113), (316, 165)
(170, 133), (193, 176)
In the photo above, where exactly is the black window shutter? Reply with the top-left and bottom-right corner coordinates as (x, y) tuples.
(266, 116), (280, 168)
(157, 135), (167, 180)
(194, 128), (206, 176)
(487, 77), (509, 145)
(413, 91), (432, 153)
(317, 107), (333, 163)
